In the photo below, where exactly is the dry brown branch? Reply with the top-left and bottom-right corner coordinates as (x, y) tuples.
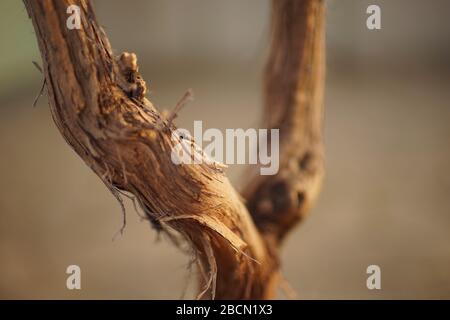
(244, 0), (325, 245)
(23, 0), (325, 299)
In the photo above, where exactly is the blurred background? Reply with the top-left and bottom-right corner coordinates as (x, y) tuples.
(0, 0), (449, 299)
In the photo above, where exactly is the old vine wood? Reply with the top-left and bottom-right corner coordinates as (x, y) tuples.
(24, 0), (325, 299)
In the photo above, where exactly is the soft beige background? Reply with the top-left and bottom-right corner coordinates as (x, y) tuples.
(0, 0), (449, 299)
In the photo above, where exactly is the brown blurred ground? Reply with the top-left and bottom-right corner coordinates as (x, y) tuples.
(0, 0), (449, 299)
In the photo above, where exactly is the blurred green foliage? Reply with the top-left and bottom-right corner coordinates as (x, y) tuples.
(0, 0), (40, 100)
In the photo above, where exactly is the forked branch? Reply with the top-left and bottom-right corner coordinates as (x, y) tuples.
(24, 0), (325, 299)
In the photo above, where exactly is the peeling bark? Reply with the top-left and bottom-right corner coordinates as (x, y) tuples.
(24, 0), (325, 299)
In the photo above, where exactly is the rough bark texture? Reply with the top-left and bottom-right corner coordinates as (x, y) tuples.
(24, 0), (325, 299)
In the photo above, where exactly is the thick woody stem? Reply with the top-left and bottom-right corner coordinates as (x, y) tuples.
(24, 0), (325, 299)
(24, 0), (277, 299)
(244, 0), (325, 245)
